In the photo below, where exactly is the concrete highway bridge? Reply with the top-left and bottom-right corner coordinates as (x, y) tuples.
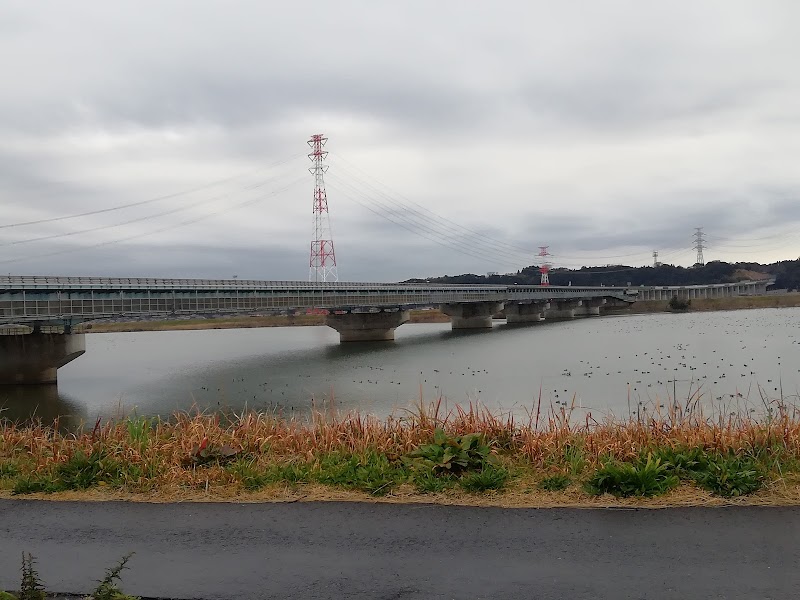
(0, 276), (774, 385)
(0, 276), (637, 384)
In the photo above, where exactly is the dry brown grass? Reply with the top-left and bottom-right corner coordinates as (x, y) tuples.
(3, 397), (800, 506)
(630, 294), (800, 314)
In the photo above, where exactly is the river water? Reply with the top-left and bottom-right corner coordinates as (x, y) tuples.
(2, 308), (799, 428)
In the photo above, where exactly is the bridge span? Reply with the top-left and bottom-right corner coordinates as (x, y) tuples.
(0, 276), (635, 384)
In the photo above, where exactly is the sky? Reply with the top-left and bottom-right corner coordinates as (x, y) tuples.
(1, 1), (800, 282)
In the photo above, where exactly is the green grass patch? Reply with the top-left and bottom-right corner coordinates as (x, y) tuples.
(586, 447), (767, 498)
(459, 464), (509, 492)
(692, 454), (763, 497)
(586, 454), (679, 497)
(229, 453), (407, 495)
(539, 474), (571, 492)
(11, 450), (145, 495)
(315, 452), (407, 496)
(410, 465), (456, 493)
(0, 460), (20, 480)
(228, 458), (313, 490)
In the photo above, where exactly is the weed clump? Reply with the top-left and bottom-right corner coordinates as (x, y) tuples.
(406, 428), (494, 474)
(11, 450), (132, 495)
(459, 464), (509, 492)
(411, 465), (455, 493)
(586, 454), (679, 497)
(1, 553), (139, 600)
(586, 447), (766, 498)
(692, 454), (763, 497)
(539, 474), (571, 492)
(0, 460), (20, 480)
(19, 553), (45, 600)
(89, 553), (139, 600)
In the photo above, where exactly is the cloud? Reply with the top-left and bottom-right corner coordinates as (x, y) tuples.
(1, 1), (800, 279)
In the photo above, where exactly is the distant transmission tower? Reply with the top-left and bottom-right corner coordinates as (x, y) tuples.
(537, 246), (551, 286)
(652, 250), (661, 267)
(308, 134), (338, 282)
(693, 227), (706, 266)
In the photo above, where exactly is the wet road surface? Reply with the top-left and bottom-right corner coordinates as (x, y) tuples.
(1, 500), (799, 599)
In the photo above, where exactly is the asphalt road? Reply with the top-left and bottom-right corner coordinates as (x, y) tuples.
(1, 500), (799, 599)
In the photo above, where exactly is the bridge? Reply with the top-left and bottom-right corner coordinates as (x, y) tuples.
(0, 276), (635, 384)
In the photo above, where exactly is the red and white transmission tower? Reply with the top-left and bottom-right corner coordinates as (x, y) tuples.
(308, 134), (338, 282)
(537, 246), (551, 286)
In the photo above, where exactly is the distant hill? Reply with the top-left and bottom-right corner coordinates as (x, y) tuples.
(405, 259), (800, 290)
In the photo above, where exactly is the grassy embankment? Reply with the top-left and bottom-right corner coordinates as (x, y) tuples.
(629, 294), (800, 314)
(3, 398), (800, 507)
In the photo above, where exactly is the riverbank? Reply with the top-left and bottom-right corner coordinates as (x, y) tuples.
(629, 293), (800, 313)
(3, 401), (800, 508)
(75, 294), (800, 333)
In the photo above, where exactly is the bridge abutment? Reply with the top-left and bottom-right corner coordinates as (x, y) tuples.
(544, 300), (580, 320)
(325, 310), (410, 342)
(441, 302), (503, 329)
(505, 301), (548, 323)
(0, 333), (86, 384)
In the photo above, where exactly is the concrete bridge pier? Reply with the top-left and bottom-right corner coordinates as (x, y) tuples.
(441, 302), (503, 329)
(505, 301), (548, 324)
(573, 298), (605, 317)
(0, 333), (86, 384)
(544, 300), (580, 320)
(325, 310), (410, 342)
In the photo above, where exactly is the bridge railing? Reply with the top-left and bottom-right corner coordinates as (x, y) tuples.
(0, 277), (633, 325)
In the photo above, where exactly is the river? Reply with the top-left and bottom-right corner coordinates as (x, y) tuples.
(2, 307), (799, 429)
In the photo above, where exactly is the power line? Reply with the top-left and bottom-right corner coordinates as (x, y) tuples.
(326, 173), (532, 264)
(330, 154), (535, 256)
(0, 169), (299, 248)
(0, 176), (307, 266)
(0, 152), (306, 230)
(328, 174), (532, 265)
(326, 181), (507, 267)
(331, 152), (689, 263)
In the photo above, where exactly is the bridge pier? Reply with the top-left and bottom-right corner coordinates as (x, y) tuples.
(441, 302), (503, 329)
(573, 298), (605, 316)
(325, 310), (410, 342)
(544, 300), (579, 320)
(505, 301), (548, 324)
(0, 333), (86, 384)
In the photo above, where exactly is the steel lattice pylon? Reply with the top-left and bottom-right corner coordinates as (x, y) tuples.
(538, 246), (551, 286)
(307, 134), (338, 282)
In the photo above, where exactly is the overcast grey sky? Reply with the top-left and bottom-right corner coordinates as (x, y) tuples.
(1, 1), (799, 281)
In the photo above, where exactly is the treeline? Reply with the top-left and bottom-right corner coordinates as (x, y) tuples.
(406, 259), (800, 290)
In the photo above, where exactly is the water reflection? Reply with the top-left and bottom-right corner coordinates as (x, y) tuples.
(1, 307), (799, 429)
(0, 385), (87, 430)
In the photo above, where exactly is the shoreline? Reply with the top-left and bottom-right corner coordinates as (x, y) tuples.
(3, 404), (800, 508)
(75, 294), (800, 333)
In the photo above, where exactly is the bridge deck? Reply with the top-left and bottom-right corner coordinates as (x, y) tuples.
(0, 276), (633, 325)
